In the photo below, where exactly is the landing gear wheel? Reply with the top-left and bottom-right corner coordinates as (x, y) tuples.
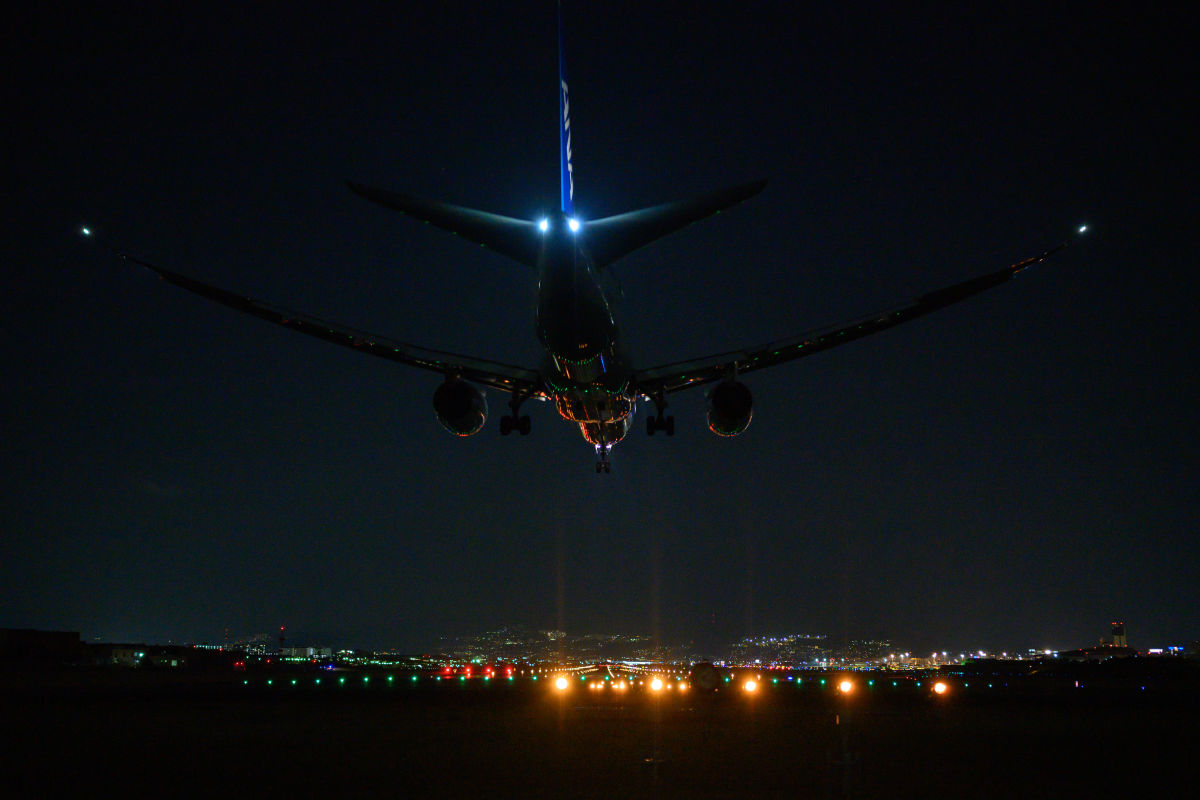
(500, 390), (531, 436)
(646, 391), (674, 436)
(595, 444), (612, 474)
(647, 413), (675, 435)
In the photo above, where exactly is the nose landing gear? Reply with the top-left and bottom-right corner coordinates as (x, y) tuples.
(595, 444), (612, 473)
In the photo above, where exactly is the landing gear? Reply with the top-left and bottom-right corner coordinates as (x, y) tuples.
(499, 390), (531, 436)
(645, 391), (674, 436)
(595, 445), (611, 473)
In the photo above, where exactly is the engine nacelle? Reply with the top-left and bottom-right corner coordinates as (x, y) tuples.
(707, 380), (753, 437)
(432, 378), (487, 436)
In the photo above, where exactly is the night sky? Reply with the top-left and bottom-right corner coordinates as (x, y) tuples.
(5, 2), (1196, 655)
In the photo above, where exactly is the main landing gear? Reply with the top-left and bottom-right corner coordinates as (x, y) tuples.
(499, 389), (531, 436)
(595, 445), (611, 473)
(646, 391), (674, 436)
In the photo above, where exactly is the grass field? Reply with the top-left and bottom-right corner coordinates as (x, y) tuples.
(2, 672), (1194, 798)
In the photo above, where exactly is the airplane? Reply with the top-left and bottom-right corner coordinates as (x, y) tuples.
(85, 5), (1083, 473)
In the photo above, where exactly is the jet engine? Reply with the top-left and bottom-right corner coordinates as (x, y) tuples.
(706, 380), (753, 436)
(432, 378), (487, 436)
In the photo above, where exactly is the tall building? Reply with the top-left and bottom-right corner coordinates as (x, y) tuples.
(1110, 621), (1126, 648)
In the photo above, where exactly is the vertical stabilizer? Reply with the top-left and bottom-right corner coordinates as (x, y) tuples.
(558, 2), (574, 216)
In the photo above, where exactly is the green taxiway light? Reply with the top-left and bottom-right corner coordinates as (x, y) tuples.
(291, 679), (297, 686)
(267, 680), (273, 686)
(412, 675), (418, 682)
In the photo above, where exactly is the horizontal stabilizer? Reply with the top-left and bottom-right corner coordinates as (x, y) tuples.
(584, 178), (767, 268)
(348, 181), (540, 268)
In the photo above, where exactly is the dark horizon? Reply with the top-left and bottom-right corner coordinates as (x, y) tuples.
(4, 3), (1196, 656)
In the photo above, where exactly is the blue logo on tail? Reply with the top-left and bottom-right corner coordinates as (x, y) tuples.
(560, 78), (574, 215)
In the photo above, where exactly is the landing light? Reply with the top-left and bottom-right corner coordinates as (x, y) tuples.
(650, 677), (663, 691)
(81, 227), (91, 236)
(933, 681), (949, 695)
(838, 680), (854, 695)
(538, 218), (549, 233)
(1079, 224), (1088, 234)
(568, 217), (580, 233)
(554, 676), (569, 691)
(743, 679), (758, 693)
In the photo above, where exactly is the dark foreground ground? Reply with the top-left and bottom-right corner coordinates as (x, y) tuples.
(2, 670), (1196, 798)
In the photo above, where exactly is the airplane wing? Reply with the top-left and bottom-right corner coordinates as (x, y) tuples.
(632, 234), (1079, 397)
(103, 243), (545, 397)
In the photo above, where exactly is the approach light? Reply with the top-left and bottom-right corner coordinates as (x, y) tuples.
(743, 679), (758, 693)
(933, 681), (949, 695)
(568, 217), (580, 233)
(650, 677), (663, 691)
(538, 218), (549, 233)
(554, 676), (569, 691)
(838, 679), (854, 695)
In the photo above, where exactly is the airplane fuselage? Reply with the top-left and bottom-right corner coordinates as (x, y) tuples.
(535, 214), (636, 450)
